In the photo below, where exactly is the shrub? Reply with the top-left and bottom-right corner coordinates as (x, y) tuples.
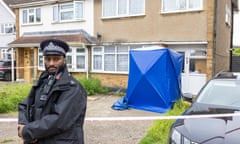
(0, 77), (109, 113)
(0, 83), (31, 113)
(77, 77), (109, 95)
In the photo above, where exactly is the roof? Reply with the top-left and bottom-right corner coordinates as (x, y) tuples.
(8, 29), (96, 47)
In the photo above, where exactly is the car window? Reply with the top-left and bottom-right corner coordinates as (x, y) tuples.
(196, 80), (240, 107)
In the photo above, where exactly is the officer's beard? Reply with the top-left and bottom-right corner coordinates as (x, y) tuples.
(45, 63), (66, 76)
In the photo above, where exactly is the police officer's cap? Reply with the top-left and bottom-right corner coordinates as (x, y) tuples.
(40, 39), (69, 56)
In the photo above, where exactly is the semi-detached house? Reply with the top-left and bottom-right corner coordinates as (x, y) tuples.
(8, 0), (94, 83)
(7, 0), (239, 95)
(0, 0), (15, 60)
(93, 0), (239, 95)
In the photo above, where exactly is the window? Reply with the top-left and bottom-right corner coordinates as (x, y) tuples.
(162, 0), (202, 13)
(1, 49), (10, 59)
(189, 49), (207, 73)
(38, 47), (87, 72)
(92, 45), (144, 73)
(53, 1), (84, 22)
(66, 48), (87, 71)
(102, 0), (145, 18)
(0, 23), (15, 34)
(22, 8), (41, 24)
(38, 48), (44, 70)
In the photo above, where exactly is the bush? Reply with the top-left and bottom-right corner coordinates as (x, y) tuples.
(0, 77), (109, 113)
(0, 83), (31, 113)
(78, 77), (109, 95)
(233, 48), (240, 56)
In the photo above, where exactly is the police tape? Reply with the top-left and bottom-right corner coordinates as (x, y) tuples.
(0, 66), (38, 70)
(1, 112), (240, 123)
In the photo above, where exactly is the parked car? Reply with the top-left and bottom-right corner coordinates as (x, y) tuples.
(0, 59), (16, 81)
(169, 71), (240, 144)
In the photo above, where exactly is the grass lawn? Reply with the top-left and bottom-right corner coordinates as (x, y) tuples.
(139, 100), (190, 144)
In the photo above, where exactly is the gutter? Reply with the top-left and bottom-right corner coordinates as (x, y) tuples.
(8, 43), (39, 47)
(9, 0), (72, 8)
(90, 41), (208, 46)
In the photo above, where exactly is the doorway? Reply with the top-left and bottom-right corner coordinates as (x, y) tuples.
(174, 48), (207, 95)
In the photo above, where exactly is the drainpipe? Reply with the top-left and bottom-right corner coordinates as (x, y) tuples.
(11, 48), (14, 82)
(230, 2), (234, 71)
(212, 0), (218, 76)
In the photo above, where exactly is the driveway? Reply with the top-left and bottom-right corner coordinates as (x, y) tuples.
(0, 94), (160, 144)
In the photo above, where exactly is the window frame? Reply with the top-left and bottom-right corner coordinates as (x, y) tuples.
(0, 23), (15, 34)
(161, 0), (203, 13)
(91, 45), (145, 74)
(52, 1), (85, 23)
(21, 7), (41, 25)
(102, 0), (145, 18)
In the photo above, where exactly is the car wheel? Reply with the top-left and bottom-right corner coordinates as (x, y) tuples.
(4, 73), (11, 81)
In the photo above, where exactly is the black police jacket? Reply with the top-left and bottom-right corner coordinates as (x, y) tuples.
(18, 68), (87, 144)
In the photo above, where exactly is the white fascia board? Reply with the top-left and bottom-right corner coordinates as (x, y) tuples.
(9, 0), (58, 8)
(8, 43), (39, 48)
(0, 0), (15, 18)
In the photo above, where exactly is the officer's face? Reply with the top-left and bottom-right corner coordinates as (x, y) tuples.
(44, 55), (65, 73)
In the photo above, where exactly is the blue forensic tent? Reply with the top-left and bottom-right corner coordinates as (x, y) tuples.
(112, 46), (183, 113)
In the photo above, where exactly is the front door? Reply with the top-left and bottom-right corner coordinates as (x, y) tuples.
(174, 48), (207, 95)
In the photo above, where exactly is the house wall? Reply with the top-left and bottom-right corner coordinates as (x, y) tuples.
(14, 0), (94, 82)
(0, 0), (15, 59)
(206, 0), (215, 79)
(93, 0), (214, 88)
(94, 0), (209, 43)
(214, 0), (232, 73)
(19, 0), (94, 36)
(92, 0), (235, 89)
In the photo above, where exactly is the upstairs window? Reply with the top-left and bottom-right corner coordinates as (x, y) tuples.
(162, 0), (202, 13)
(53, 1), (84, 22)
(102, 0), (145, 18)
(22, 8), (41, 24)
(0, 23), (15, 34)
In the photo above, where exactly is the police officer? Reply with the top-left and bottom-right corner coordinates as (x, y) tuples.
(18, 39), (87, 144)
